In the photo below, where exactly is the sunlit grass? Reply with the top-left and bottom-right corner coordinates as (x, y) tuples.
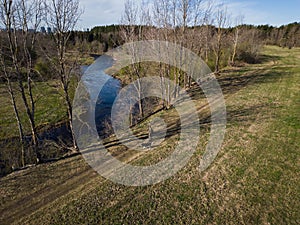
(0, 45), (299, 225)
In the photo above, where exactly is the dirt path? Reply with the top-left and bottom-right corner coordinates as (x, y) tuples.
(0, 165), (97, 225)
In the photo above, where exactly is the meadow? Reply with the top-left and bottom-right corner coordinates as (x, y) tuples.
(0, 45), (299, 225)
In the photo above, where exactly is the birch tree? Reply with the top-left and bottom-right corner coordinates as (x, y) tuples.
(213, 4), (228, 72)
(231, 15), (244, 65)
(45, 0), (83, 151)
(120, 0), (145, 122)
(0, 0), (43, 164)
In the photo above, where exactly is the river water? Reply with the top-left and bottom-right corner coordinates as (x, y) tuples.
(81, 57), (121, 137)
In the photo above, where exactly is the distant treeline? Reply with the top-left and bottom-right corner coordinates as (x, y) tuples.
(246, 22), (300, 48)
(71, 22), (300, 51)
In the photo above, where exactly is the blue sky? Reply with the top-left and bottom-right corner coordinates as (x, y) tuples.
(78, 0), (300, 29)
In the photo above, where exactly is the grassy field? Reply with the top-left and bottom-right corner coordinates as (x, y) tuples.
(0, 80), (69, 139)
(0, 45), (299, 224)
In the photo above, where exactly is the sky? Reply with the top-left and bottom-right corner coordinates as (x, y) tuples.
(78, 0), (300, 30)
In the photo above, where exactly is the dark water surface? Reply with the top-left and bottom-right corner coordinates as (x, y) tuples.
(81, 56), (121, 137)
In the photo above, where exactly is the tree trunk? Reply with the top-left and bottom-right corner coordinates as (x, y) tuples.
(215, 32), (222, 73)
(61, 74), (78, 151)
(5, 6), (39, 162)
(7, 79), (26, 167)
(231, 28), (239, 65)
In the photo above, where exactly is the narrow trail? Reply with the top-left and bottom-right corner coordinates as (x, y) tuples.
(0, 166), (97, 225)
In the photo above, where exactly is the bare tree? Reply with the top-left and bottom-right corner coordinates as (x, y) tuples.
(231, 15), (244, 65)
(152, 0), (211, 92)
(151, 0), (175, 108)
(213, 4), (229, 72)
(0, 53), (25, 167)
(123, 0), (213, 106)
(120, 0), (139, 42)
(0, 0), (43, 164)
(177, 0), (210, 88)
(120, 0), (145, 122)
(45, 0), (83, 151)
(202, 0), (214, 63)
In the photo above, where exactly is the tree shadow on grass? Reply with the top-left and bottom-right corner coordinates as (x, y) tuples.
(258, 54), (282, 64)
(188, 65), (287, 101)
(86, 101), (272, 158)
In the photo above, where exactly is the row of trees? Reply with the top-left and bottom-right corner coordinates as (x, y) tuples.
(118, 0), (300, 68)
(83, 22), (300, 67)
(256, 23), (300, 48)
(0, 0), (82, 168)
(114, 0), (252, 120)
(111, 0), (299, 127)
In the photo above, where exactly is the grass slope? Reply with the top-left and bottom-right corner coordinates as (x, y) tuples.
(0, 45), (299, 225)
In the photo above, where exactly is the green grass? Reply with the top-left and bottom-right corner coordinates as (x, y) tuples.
(0, 45), (299, 224)
(0, 78), (80, 139)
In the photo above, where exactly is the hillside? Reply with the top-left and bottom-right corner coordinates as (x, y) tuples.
(0, 46), (299, 225)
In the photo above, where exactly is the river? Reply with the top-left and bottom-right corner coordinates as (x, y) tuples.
(81, 56), (121, 137)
